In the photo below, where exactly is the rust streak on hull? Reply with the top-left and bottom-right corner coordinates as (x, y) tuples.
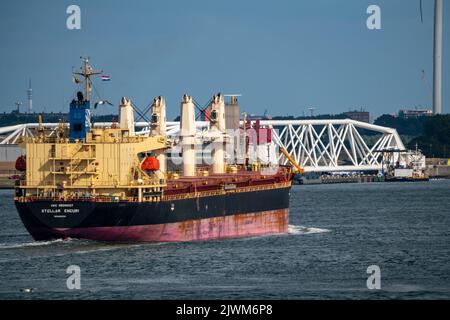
(28, 209), (289, 242)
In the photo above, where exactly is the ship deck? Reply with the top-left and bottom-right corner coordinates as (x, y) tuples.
(164, 166), (292, 195)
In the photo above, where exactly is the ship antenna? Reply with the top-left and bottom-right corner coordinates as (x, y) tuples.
(73, 56), (102, 101)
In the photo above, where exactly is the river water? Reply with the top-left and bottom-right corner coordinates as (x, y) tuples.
(0, 180), (449, 299)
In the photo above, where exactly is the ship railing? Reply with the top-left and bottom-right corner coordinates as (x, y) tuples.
(16, 195), (119, 202)
(15, 181), (291, 203)
(162, 181), (291, 201)
(17, 180), (165, 189)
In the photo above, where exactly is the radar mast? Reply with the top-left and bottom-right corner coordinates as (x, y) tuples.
(72, 57), (102, 101)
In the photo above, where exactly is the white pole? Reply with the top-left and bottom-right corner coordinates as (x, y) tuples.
(180, 95), (196, 176)
(210, 94), (226, 174)
(150, 96), (167, 180)
(433, 0), (443, 114)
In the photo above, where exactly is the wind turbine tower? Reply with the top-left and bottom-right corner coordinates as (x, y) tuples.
(433, 0), (443, 114)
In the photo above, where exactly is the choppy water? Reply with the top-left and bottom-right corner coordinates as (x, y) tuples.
(0, 180), (449, 299)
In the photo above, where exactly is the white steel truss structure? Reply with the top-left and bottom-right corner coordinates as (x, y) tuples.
(0, 122), (203, 144)
(0, 119), (404, 172)
(262, 119), (405, 172)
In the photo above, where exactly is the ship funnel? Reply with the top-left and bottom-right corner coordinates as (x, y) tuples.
(209, 93), (226, 174)
(150, 96), (167, 180)
(119, 97), (135, 136)
(180, 95), (196, 176)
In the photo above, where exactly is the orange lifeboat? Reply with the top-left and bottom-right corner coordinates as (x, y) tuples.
(141, 157), (160, 171)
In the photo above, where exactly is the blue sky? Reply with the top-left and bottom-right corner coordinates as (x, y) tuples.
(0, 0), (448, 120)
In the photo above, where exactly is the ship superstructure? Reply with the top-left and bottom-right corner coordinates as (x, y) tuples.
(14, 58), (295, 242)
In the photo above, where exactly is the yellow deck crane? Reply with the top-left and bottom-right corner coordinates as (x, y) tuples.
(279, 147), (304, 174)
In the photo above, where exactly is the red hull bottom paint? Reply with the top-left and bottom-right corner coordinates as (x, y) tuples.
(30, 209), (289, 242)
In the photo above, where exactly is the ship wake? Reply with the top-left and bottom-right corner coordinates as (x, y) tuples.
(0, 238), (67, 249)
(288, 225), (330, 235)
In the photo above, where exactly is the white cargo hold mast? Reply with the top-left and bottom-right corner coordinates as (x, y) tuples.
(119, 97), (135, 136)
(180, 95), (196, 176)
(150, 96), (167, 180)
(209, 93), (226, 174)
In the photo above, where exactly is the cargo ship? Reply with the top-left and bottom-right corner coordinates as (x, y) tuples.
(13, 58), (298, 242)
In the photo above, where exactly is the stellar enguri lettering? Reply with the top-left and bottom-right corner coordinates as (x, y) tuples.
(41, 208), (79, 214)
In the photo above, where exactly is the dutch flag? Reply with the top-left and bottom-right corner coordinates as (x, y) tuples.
(101, 75), (111, 81)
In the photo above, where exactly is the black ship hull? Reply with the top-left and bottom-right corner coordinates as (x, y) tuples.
(15, 186), (291, 242)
